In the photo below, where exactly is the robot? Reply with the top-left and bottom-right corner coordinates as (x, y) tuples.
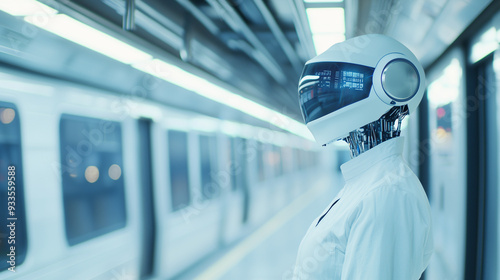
(292, 34), (433, 280)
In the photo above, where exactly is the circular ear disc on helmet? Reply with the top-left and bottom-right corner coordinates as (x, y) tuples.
(381, 59), (419, 101)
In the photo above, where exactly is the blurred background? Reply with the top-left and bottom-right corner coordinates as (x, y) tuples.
(0, 0), (499, 279)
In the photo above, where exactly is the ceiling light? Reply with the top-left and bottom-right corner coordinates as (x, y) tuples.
(311, 33), (345, 55)
(307, 8), (345, 33)
(85, 166), (100, 183)
(108, 164), (122, 180)
(0, 0), (57, 16)
(25, 13), (152, 64)
(306, 7), (345, 55)
(0, 108), (15, 124)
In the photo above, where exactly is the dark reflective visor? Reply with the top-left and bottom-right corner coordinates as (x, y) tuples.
(298, 62), (375, 124)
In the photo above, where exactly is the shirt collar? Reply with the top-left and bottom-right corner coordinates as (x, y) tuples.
(340, 137), (405, 182)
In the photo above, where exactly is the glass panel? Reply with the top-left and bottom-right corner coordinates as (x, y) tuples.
(299, 62), (374, 123)
(271, 145), (283, 177)
(229, 138), (237, 191)
(230, 137), (248, 191)
(0, 102), (27, 271)
(59, 115), (126, 245)
(257, 142), (265, 181)
(199, 135), (218, 199)
(168, 130), (190, 211)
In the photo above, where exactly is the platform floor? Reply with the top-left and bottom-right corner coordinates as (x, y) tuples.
(173, 174), (343, 280)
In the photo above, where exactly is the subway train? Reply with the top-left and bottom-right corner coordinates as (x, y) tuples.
(1, 0), (500, 279)
(0, 65), (328, 279)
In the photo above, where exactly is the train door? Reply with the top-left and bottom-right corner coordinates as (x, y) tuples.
(465, 20), (500, 279)
(137, 118), (156, 278)
(468, 53), (499, 280)
(478, 51), (498, 280)
(491, 46), (500, 280)
(425, 48), (467, 280)
(220, 136), (250, 244)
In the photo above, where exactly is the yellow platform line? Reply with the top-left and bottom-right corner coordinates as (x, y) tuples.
(193, 183), (327, 280)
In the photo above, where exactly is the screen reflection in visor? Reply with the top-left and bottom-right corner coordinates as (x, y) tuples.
(298, 62), (375, 123)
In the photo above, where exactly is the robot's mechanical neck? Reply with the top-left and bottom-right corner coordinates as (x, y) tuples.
(343, 106), (409, 158)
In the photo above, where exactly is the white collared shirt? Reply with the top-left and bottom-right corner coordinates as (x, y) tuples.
(293, 137), (433, 280)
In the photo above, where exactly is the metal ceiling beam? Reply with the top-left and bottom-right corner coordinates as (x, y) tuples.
(253, 0), (303, 74)
(103, 0), (183, 49)
(134, 11), (183, 50)
(135, 0), (183, 35)
(123, 0), (135, 30)
(177, 0), (287, 86)
(175, 0), (219, 35)
(206, 0), (286, 85)
(291, 0), (316, 59)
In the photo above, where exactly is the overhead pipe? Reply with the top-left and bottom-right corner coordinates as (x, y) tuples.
(206, 0), (287, 85)
(123, 0), (135, 30)
(175, 0), (220, 35)
(177, 0), (286, 85)
(103, 0), (183, 49)
(253, 0), (303, 73)
(135, 0), (184, 35)
(291, 0), (316, 59)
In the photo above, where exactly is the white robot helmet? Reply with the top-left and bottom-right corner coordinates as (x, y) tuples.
(298, 34), (425, 146)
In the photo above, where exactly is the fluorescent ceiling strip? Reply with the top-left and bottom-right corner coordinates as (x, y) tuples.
(1, 0), (151, 64)
(0, 0), (313, 140)
(311, 33), (345, 55)
(0, 0), (57, 16)
(133, 59), (313, 140)
(24, 13), (152, 64)
(306, 8), (345, 33)
(306, 7), (345, 55)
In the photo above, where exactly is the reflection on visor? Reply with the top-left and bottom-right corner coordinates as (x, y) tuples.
(298, 62), (374, 123)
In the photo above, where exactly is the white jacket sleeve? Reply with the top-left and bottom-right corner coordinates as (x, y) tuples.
(341, 185), (433, 280)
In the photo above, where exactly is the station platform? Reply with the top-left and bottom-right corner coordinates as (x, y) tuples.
(172, 174), (343, 280)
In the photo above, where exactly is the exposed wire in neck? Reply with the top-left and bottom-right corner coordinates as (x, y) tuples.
(343, 105), (409, 158)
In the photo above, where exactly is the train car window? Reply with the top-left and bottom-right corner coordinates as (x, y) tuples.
(168, 130), (190, 211)
(199, 135), (218, 199)
(281, 146), (292, 174)
(266, 145), (281, 177)
(274, 145), (283, 177)
(257, 142), (265, 181)
(59, 115), (126, 246)
(0, 102), (27, 271)
(230, 137), (247, 191)
(229, 138), (238, 191)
